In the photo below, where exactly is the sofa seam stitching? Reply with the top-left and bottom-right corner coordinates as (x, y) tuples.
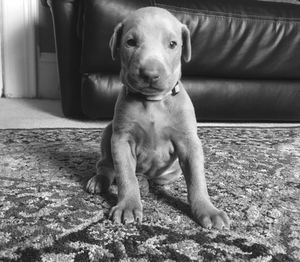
(154, 3), (300, 23)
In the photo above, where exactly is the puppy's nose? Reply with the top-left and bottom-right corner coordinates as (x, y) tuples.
(139, 67), (160, 82)
(139, 59), (162, 83)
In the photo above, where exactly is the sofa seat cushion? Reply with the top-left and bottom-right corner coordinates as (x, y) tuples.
(80, 0), (300, 79)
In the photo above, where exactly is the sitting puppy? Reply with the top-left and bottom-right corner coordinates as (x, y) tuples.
(86, 7), (230, 229)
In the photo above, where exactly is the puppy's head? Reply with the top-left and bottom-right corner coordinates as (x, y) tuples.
(109, 7), (191, 98)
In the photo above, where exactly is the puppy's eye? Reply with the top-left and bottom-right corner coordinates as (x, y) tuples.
(126, 38), (137, 47)
(169, 41), (177, 49)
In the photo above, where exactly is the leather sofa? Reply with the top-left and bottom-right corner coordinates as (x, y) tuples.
(46, 0), (300, 121)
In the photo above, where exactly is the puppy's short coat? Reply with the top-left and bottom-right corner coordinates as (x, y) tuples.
(86, 7), (230, 229)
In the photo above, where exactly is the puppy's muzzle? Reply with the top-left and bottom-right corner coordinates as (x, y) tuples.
(138, 58), (165, 84)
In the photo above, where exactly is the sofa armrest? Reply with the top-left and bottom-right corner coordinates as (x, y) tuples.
(47, 0), (84, 118)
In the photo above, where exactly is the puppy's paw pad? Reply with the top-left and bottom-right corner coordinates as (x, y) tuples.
(109, 201), (143, 224)
(193, 204), (231, 230)
(200, 215), (213, 229)
(86, 175), (102, 194)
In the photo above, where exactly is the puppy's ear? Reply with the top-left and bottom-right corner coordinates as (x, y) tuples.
(182, 25), (192, 63)
(109, 22), (123, 60)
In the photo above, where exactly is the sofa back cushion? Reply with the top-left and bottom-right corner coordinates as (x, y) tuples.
(80, 0), (300, 79)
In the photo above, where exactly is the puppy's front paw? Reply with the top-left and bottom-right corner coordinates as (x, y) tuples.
(192, 201), (231, 230)
(109, 198), (143, 224)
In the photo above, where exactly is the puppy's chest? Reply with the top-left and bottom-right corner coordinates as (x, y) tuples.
(131, 120), (176, 174)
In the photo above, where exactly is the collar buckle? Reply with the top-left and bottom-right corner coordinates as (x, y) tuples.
(171, 82), (180, 96)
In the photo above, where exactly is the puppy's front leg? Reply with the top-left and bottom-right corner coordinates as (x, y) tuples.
(109, 134), (143, 224)
(176, 135), (231, 230)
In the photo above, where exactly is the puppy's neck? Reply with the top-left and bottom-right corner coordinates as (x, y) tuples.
(126, 82), (180, 101)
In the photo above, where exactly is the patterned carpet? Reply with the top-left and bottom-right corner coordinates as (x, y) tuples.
(0, 127), (299, 262)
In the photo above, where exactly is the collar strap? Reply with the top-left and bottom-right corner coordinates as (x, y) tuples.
(127, 82), (180, 101)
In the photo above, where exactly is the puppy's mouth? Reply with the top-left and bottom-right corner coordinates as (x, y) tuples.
(126, 82), (162, 97)
(126, 75), (165, 95)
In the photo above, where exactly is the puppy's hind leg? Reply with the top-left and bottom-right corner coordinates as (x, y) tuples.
(86, 123), (115, 194)
(86, 160), (115, 194)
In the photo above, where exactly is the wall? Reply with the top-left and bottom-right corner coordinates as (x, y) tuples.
(37, 1), (60, 99)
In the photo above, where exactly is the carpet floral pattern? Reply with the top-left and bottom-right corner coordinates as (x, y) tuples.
(0, 128), (299, 262)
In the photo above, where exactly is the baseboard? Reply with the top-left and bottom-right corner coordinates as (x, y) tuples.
(38, 52), (60, 99)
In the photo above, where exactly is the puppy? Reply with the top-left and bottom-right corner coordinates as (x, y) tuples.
(86, 7), (230, 229)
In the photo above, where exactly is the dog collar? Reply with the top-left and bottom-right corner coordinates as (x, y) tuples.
(127, 82), (180, 101)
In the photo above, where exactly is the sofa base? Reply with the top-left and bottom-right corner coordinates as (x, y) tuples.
(81, 74), (300, 122)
